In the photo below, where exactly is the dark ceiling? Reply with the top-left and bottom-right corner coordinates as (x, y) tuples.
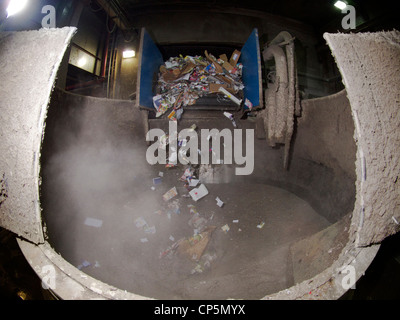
(109, 0), (400, 35)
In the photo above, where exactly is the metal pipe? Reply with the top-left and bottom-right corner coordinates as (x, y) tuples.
(267, 31), (298, 169)
(269, 31), (295, 46)
(263, 45), (289, 146)
(101, 31), (111, 78)
(107, 33), (117, 98)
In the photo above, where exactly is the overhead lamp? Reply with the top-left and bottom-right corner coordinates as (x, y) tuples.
(6, 0), (29, 18)
(77, 57), (87, 68)
(334, 1), (348, 10)
(123, 49), (136, 59)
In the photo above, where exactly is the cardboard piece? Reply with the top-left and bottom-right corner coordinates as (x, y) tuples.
(209, 83), (229, 93)
(222, 61), (235, 72)
(204, 50), (223, 73)
(229, 50), (241, 66)
(181, 62), (196, 74)
(160, 65), (167, 74)
(219, 54), (229, 63)
(215, 74), (234, 86)
(177, 226), (216, 261)
(162, 70), (180, 82)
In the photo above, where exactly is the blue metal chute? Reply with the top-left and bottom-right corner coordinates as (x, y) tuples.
(136, 28), (164, 110)
(136, 28), (263, 111)
(240, 28), (263, 110)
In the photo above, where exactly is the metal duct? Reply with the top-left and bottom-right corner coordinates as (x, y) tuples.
(262, 32), (298, 169)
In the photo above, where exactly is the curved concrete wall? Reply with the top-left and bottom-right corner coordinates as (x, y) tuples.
(0, 28), (77, 244)
(324, 31), (400, 247)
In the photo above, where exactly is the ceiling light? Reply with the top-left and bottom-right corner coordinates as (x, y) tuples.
(334, 1), (348, 10)
(77, 57), (87, 67)
(6, 0), (29, 18)
(123, 50), (135, 59)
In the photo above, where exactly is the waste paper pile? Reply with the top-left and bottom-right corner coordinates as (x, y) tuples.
(153, 50), (246, 119)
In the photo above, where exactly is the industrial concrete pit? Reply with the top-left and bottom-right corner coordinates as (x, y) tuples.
(38, 32), (357, 300)
(2, 24), (398, 300)
(39, 86), (355, 299)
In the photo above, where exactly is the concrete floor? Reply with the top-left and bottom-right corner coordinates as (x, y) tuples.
(44, 163), (331, 299)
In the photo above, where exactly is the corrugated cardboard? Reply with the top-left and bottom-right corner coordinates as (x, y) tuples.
(181, 62), (196, 74)
(219, 54), (228, 63)
(229, 49), (241, 66)
(209, 83), (229, 93)
(209, 83), (235, 94)
(205, 50), (223, 73)
(177, 226), (216, 261)
(222, 61), (234, 72)
(215, 75), (234, 86)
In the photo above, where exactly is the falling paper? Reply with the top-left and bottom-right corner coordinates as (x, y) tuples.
(188, 204), (198, 215)
(153, 95), (163, 110)
(169, 235), (175, 242)
(189, 184), (209, 201)
(232, 220), (239, 223)
(180, 168), (194, 181)
(188, 214), (207, 229)
(144, 225), (156, 234)
(135, 217), (147, 229)
(153, 177), (163, 185)
(163, 187), (178, 201)
(216, 197), (224, 207)
(84, 217), (103, 228)
(244, 98), (253, 110)
(257, 222), (265, 229)
(221, 224), (230, 233)
(189, 179), (200, 187)
(140, 238), (149, 243)
(168, 199), (181, 215)
(223, 111), (238, 128)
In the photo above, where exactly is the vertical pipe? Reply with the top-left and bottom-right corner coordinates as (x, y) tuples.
(107, 33), (117, 98)
(263, 45), (289, 145)
(101, 31), (111, 78)
(268, 31), (297, 169)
